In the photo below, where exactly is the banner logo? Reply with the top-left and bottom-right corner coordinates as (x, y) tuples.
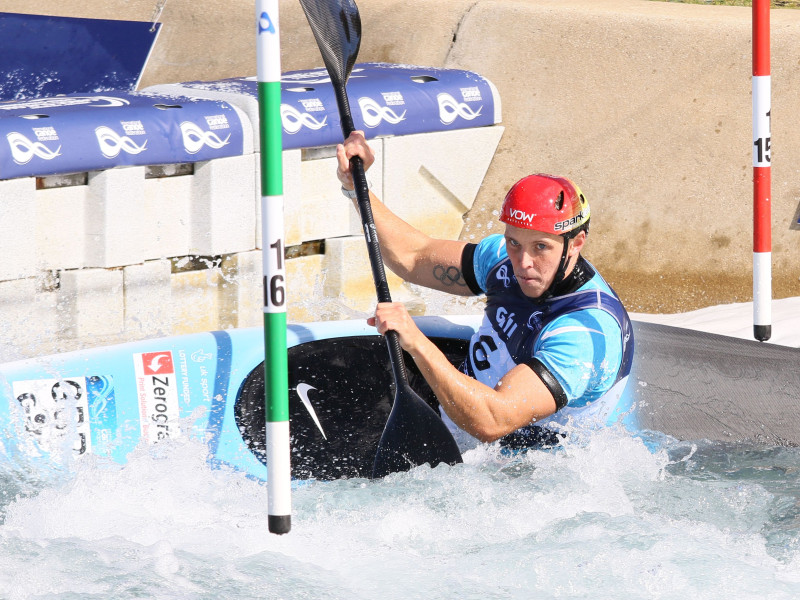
(6, 131), (61, 164)
(0, 96), (130, 111)
(296, 383), (327, 440)
(280, 104), (327, 134)
(437, 92), (482, 125)
(135, 351), (181, 442)
(13, 377), (94, 456)
(142, 352), (174, 375)
(180, 121), (230, 154)
(95, 126), (148, 158)
(358, 97), (407, 128)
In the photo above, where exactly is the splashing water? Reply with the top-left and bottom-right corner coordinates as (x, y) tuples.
(2, 280), (800, 598)
(1, 427), (800, 599)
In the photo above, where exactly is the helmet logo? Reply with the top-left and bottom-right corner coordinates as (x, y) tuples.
(554, 210), (585, 232)
(505, 208), (535, 224)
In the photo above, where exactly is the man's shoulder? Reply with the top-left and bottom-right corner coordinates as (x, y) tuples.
(576, 261), (616, 296)
(470, 233), (508, 292)
(543, 274), (628, 342)
(474, 232), (506, 255)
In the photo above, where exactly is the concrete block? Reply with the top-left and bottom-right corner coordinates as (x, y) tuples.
(57, 268), (124, 339)
(35, 185), (88, 271)
(295, 141), (385, 245)
(281, 149), (303, 248)
(382, 126), (504, 240)
(321, 236), (410, 318)
(123, 260), (173, 339)
(0, 277), (59, 360)
(220, 250), (262, 330)
(191, 153), (256, 256)
(296, 154), (354, 244)
(142, 173), (192, 260)
(0, 178), (36, 281)
(85, 167), (148, 268)
(170, 268), (223, 335)
(219, 248), (399, 324)
(262, 143), (385, 249)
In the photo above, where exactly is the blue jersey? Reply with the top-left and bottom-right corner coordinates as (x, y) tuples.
(456, 233), (634, 443)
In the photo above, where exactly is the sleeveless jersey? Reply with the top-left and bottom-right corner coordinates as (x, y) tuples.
(453, 233), (634, 446)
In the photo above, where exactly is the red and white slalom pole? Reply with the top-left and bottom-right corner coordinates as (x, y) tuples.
(752, 0), (771, 342)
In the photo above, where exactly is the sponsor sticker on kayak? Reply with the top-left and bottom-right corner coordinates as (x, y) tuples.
(11, 375), (116, 457)
(134, 351), (181, 442)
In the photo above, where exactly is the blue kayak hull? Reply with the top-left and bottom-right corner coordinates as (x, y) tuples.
(2, 316), (799, 480)
(0, 316), (481, 480)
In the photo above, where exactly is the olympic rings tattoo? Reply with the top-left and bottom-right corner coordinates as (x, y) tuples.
(432, 264), (466, 287)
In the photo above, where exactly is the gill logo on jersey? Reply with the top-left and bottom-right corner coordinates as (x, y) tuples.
(496, 307), (518, 338)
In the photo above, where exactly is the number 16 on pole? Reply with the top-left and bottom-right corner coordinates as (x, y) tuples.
(256, 0), (291, 534)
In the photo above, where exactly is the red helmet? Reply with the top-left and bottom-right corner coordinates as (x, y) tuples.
(499, 174), (590, 237)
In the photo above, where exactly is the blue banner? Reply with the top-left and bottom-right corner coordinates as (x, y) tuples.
(0, 63), (498, 179)
(0, 92), (245, 179)
(178, 62), (500, 150)
(0, 13), (160, 101)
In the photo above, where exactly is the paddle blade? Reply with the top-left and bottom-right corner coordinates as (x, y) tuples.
(372, 383), (463, 479)
(298, 0), (361, 87)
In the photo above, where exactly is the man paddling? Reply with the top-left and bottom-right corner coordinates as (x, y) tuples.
(336, 131), (634, 450)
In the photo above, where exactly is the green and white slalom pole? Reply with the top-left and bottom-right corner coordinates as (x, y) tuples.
(256, 0), (291, 535)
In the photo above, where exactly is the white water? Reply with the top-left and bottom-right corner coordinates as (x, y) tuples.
(1, 297), (800, 598)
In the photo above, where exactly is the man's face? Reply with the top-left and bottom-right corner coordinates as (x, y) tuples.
(503, 224), (583, 299)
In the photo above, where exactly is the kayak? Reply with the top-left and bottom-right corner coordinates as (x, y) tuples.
(0, 316), (477, 480)
(1, 316), (799, 480)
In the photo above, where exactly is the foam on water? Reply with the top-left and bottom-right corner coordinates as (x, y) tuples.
(2, 427), (800, 599)
(2, 291), (800, 598)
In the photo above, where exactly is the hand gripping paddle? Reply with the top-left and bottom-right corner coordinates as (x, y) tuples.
(298, 0), (463, 478)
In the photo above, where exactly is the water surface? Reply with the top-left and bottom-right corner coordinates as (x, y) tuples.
(2, 427), (799, 599)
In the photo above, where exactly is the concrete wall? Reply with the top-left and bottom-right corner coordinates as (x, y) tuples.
(0, 124), (502, 358)
(1, 0), (798, 313)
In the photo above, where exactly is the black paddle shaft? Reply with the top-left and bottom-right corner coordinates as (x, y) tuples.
(332, 86), (412, 387)
(299, 0), (410, 387)
(299, 0), (463, 476)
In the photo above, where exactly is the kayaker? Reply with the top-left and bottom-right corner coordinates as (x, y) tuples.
(336, 131), (634, 450)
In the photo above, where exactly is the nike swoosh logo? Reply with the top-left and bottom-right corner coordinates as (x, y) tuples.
(296, 383), (327, 440)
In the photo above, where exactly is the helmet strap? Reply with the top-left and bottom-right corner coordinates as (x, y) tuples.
(540, 236), (572, 300)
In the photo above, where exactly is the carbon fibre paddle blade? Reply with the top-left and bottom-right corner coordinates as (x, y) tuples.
(298, 0), (361, 88)
(372, 384), (463, 479)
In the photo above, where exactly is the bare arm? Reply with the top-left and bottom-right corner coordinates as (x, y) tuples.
(337, 132), (474, 296)
(369, 302), (558, 442)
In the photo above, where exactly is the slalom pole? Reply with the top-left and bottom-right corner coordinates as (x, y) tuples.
(752, 0), (771, 342)
(256, 0), (291, 534)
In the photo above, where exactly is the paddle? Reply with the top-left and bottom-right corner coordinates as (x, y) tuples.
(297, 0), (463, 478)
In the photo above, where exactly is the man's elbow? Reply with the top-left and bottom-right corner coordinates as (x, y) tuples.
(470, 422), (510, 444)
